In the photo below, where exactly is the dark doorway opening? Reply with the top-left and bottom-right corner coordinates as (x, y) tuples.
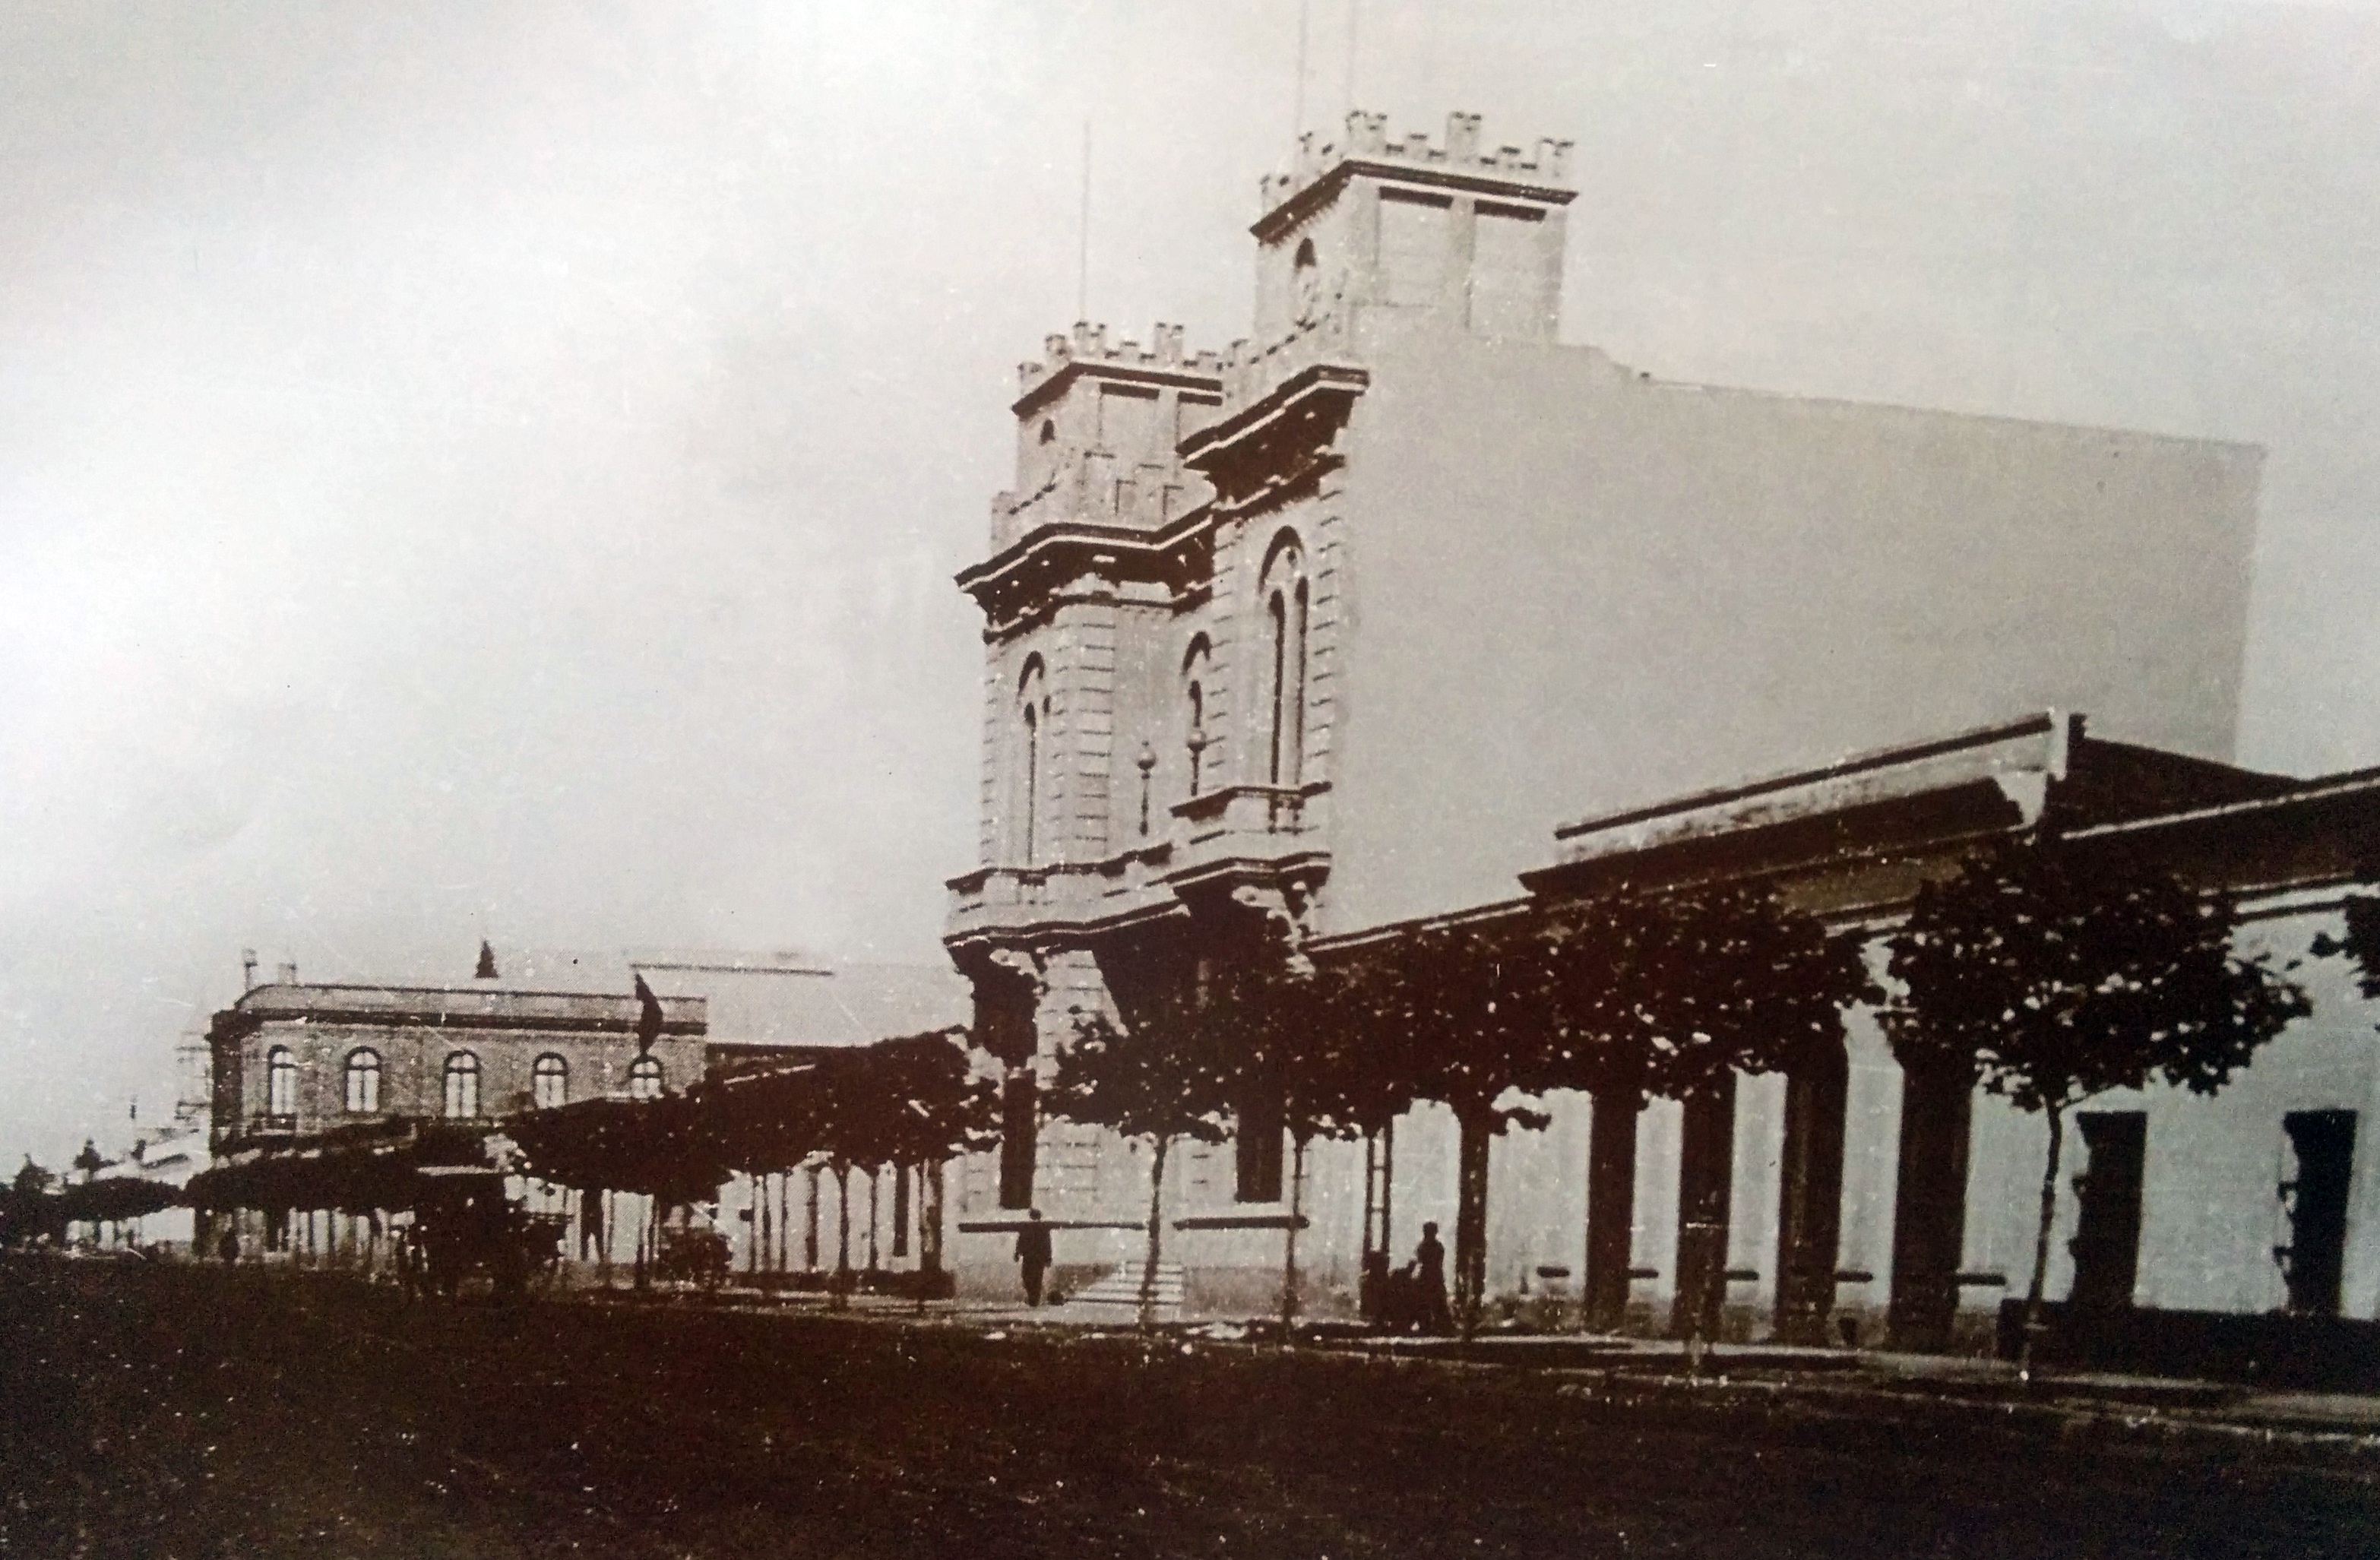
(2280, 1109), (2356, 1317)
(999, 1069), (1039, 1210)
(2068, 1111), (2146, 1311)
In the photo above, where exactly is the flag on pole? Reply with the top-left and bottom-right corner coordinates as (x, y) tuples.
(633, 971), (665, 1054)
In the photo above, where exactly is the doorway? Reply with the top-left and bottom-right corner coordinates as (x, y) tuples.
(2068, 1112), (2146, 1310)
(2280, 1110), (2356, 1316)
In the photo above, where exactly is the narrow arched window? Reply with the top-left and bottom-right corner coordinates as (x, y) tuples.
(1022, 702), (1040, 864)
(1268, 590), (1288, 783)
(265, 1046), (297, 1119)
(1016, 657), (1049, 866)
(1290, 577), (1309, 784)
(628, 1055), (663, 1102)
(1259, 536), (1309, 788)
(1182, 634), (1213, 800)
(442, 1052), (480, 1120)
(533, 1053), (568, 1111)
(343, 1049), (381, 1115)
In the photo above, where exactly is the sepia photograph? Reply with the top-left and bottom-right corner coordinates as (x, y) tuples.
(5, 2), (2380, 1554)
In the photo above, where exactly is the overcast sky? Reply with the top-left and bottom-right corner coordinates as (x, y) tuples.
(4, 0), (2377, 1166)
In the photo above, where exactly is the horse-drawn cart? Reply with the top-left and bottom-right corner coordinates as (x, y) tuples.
(398, 1166), (566, 1299)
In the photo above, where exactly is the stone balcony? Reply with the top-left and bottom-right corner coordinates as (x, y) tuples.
(945, 843), (1180, 944)
(945, 783), (1331, 948)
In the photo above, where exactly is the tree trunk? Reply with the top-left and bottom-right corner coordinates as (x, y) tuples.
(1281, 1134), (1307, 1342)
(924, 1161), (947, 1274)
(1584, 1089), (1641, 1333)
(2020, 1105), (2067, 1379)
(834, 1165), (852, 1307)
(866, 1166), (881, 1272)
(1139, 1134), (1170, 1332)
(1454, 1111), (1492, 1339)
(632, 1194), (648, 1291)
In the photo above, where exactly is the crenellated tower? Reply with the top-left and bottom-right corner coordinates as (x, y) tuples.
(945, 113), (1575, 1217)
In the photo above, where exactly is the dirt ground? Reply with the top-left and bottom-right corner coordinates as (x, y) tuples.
(2, 1260), (2375, 1558)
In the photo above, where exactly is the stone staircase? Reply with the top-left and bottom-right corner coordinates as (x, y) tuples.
(1053, 1261), (1184, 1320)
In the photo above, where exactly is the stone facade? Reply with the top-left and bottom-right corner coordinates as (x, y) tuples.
(940, 111), (2345, 1332)
(207, 982), (707, 1147)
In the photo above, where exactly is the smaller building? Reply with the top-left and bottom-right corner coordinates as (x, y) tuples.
(207, 978), (705, 1152)
(196, 948), (972, 1277)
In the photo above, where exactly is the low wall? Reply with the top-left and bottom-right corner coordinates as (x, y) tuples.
(1998, 1300), (2380, 1390)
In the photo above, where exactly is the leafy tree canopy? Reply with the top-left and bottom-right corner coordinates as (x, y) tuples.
(1885, 839), (2309, 1114)
(2311, 894), (2380, 1001)
(1046, 1005), (1236, 1150)
(1529, 883), (1877, 1103)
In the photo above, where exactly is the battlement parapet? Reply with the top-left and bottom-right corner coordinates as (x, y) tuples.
(1017, 321), (1228, 399)
(991, 449), (1207, 552)
(1259, 109), (1574, 217)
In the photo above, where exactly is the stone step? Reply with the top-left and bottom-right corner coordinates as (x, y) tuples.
(1064, 1261), (1185, 1308)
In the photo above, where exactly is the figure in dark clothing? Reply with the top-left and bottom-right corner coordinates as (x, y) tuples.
(1413, 1222), (1453, 1335)
(217, 1229), (239, 1266)
(1014, 1208), (1052, 1306)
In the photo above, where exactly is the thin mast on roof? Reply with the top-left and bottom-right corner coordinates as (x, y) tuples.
(1293, 0), (1309, 139)
(1076, 119), (1092, 323)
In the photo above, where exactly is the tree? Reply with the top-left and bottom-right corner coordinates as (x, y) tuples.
(1178, 945), (1394, 1339)
(1885, 839), (2309, 1371)
(1530, 884), (1876, 1335)
(1046, 1002), (1234, 1330)
(11, 1157), (52, 1201)
(1328, 925), (1552, 1335)
(2311, 895), (2380, 997)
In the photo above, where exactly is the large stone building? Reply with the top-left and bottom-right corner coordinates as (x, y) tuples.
(937, 111), (2375, 1338)
(202, 949), (968, 1270)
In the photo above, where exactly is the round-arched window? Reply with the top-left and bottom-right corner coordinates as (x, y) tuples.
(343, 1049), (381, 1115)
(1293, 236), (1321, 325)
(442, 1052), (481, 1119)
(533, 1053), (568, 1112)
(628, 1055), (664, 1102)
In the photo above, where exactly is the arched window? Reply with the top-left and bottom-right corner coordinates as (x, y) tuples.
(1260, 537), (1309, 786)
(1182, 634), (1213, 799)
(1037, 418), (1056, 445)
(343, 1049), (381, 1115)
(628, 1055), (664, 1102)
(532, 1053), (568, 1111)
(1293, 236), (1321, 325)
(442, 1052), (480, 1120)
(265, 1046), (296, 1119)
(1016, 657), (1049, 865)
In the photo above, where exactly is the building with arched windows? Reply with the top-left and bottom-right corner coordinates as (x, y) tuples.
(200, 948), (969, 1271)
(206, 974), (707, 1147)
(935, 112), (2380, 1340)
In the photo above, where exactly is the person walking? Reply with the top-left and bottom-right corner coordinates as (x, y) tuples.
(1014, 1208), (1052, 1307)
(1413, 1222), (1453, 1336)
